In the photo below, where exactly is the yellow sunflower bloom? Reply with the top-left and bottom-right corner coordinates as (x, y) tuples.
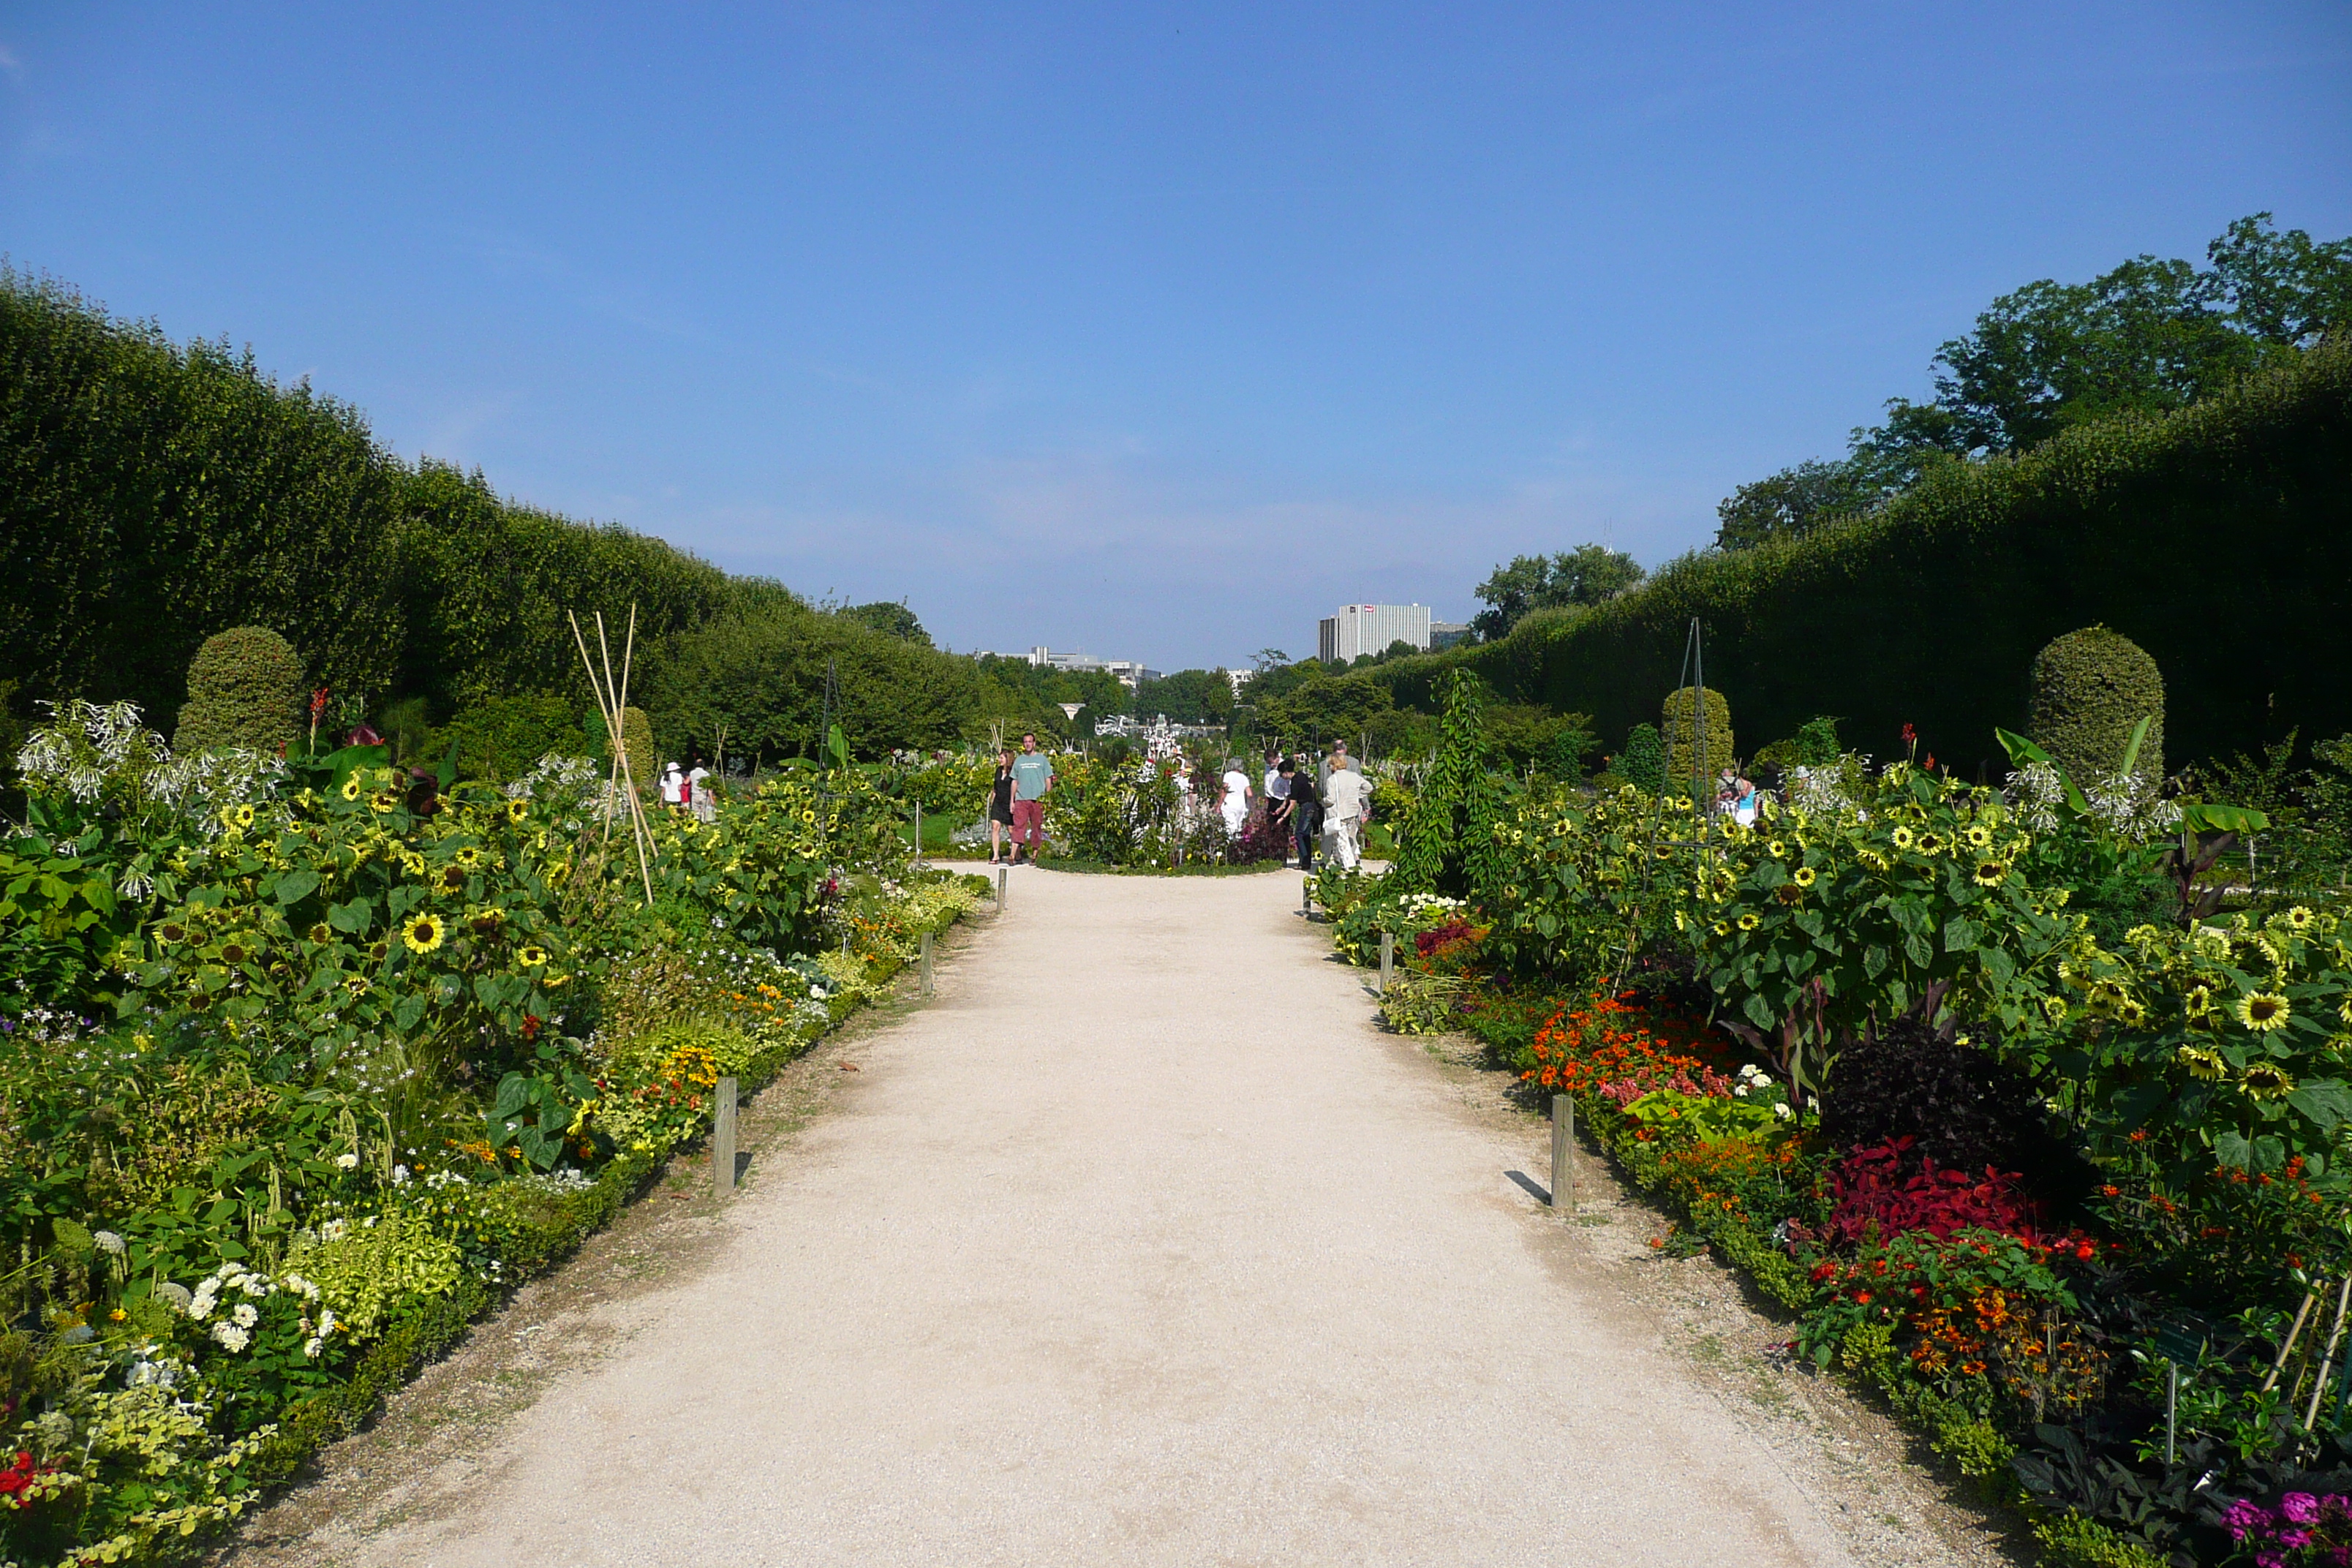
(2236, 992), (2291, 1033)
(2176, 1044), (2227, 1080)
(339, 775), (364, 802)
(1791, 866), (1817, 889)
(1890, 827), (1916, 851)
(402, 913), (446, 954)
(1972, 859), (2008, 887)
(1735, 913), (1761, 932)
(505, 797), (530, 824)
(517, 944), (549, 967)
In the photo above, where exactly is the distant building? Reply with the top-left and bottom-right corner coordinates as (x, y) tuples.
(1316, 603), (1433, 664)
(1431, 621), (1473, 651)
(1028, 647), (1160, 690)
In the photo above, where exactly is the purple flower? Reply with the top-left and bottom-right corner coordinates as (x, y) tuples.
(2285, 1493), (2323, 1525)
(2228, 1499), (2276, 1540)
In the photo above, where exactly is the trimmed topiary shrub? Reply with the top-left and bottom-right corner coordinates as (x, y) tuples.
(433, 694), (589, 783)
(1661, 685), (1733, 794)
(2029, 625), (2165, 785)
(1618, 722), (1665, 794)
(595, 704), (657, 788)
(173, 626), (304, 754)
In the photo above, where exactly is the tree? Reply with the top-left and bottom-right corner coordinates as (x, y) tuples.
(1132, 668), (1235, 726)
(1469, 545), (1646, 642)
(837, 600), (932, 646)
(1716, 214), (2352, 551)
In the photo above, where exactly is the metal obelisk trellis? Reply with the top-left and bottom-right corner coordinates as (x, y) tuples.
(1618, 617), (1714, 980)
(568, 606), (660, 907)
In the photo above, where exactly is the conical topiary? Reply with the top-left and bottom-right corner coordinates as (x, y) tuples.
(1661, 685), (1733, 796)
(2029, 625), (2165, 785)
(173, 627), (304, 755)
(1391, 669), (1502, 899)
(1618, 722), (1665, 795)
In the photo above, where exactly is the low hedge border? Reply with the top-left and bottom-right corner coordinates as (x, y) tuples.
(1505, 1017), (2163, 1568)
(215, 901), (973, 1539)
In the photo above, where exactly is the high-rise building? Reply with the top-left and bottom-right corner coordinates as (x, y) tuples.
(1316, 603), (1433, 663)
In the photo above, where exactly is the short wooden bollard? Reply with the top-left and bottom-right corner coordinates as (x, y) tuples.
(913, 802), (923, 869)
(1301, 877), (1313, 914)
(1379, 931), (1394, 992)
(713, 1076), (739, 1198)
(997, 866), (1009, 910)
(919, 930), (933, 998)
(1551, 1094), (1574, 1213)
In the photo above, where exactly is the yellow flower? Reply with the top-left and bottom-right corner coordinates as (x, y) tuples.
(340, 775), (364, 802)
(2235, 992), (2291, 1033)
(344, 975), (370, 997)
(1766, 840), (1787, 859)
(1791, 865), (1817, 889)
(2041, 994), (2069, 1025)
(2176, 1044), (2227, 1080)
(517, 944), (549, 967)
(307, 921), (333, 943)
(1712, 921), (1731, 938)
(1916, 832), (1945, 856)
(453, 845), (484, 870)
(2184, 984), (2216, 1017)
(2285, 905), (2315, 932)
(402, 913), (446, 954)
(2241, 1063), (2296, 1100)
(1890, 827), (1915, 851)
(1964, 824), (1992, 848)
(505, 797), (530, 824)
(1972, 859), (2008, 887)
(1735, 913), (1761, 932)
(370, 790), (400, 813)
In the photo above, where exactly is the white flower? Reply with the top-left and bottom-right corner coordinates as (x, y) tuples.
(335, 1152), (360, 1170)
(391, 1164), (411, 1186)
(153, 1282), (193, 1313)
(92, 1229), (126, 1255)
(319, 1218), (349, 1243)
(232, 1303), (259, 1328)
(1774, 1102), (1794, 1120)
(189, 1289), (218, 1321)
(304, 1337), (324, 1358)
(211, 1322), (252, 1352)
(1731, 1085), (1749, 1097)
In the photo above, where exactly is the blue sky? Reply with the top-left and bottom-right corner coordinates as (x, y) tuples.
(4, 4), (2347, 672)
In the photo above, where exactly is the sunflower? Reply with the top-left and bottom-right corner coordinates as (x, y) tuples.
(2041, 994), (2070, 1025)
(1735, 913), (1761, 932)
(1766, 840), (1787, 859)
(2184, 984), (2216, 1017)
(1792, 865), (1817, 889)
(436, 864), (468, 894)
(158, 921), (189, 945)
(2241, 1063), (2296, 1100)
(1916, 832), (1945, 856)
(2176, 1044), (2227, 1081)
(2286, 905), (2316, 932)
(1774, 883), (1806, 906)
(219, 940), (250, 966)
(308, 921), (333, 944)
(801, 809), (818, 823)
(1964, 823), (1993, 848)
(505, 797), (530, 824)
(1711, 921), (1731, 938)
(1890, 827), (1916, 851)
(229, 802), (257, 830)
(402, 913), (446, 955)
(2085, 982), (2123, 1018)
(2117, 998), (2149, 1028)
(469, 908), (505, 936)
(339, 775), (364, 802)
(1972, 859), (2008, 887)
(343, 975), (371, 997)
(517, 944), (549, 968)
(369, 791), (400, 813)
(2236, 992), (2291, 1033)
(453, 845), (484, 870)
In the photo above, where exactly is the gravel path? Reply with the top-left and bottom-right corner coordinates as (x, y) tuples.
(236, 867), (2006, 1567)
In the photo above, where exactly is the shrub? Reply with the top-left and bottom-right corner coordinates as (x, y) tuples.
(432, 694), (589, 782)
(1618, 722), (1665, 794)
(2031, 625), (2166, 785)
(173, 626), (304, 754)
(1661, 685), (1733, 794)
(1820, 1009), (2082, 1201)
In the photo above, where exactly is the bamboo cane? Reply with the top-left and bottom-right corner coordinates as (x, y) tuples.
(2302, 1274), (2352, 1440)
(2263, 1288), (2320, 1395)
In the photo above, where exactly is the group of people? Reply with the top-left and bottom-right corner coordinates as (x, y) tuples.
(658, 758), (717, 822)
(977, 731), (1376, 871)
(1232, 742), (1373, 872)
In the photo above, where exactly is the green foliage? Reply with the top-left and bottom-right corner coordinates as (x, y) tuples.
(173, 627), (305, 755)
(1390, 671), (1502, 898)
(1661, 685), (1733, 794)
(1618, 723), (1665, 794)
(1133, 668), (1235, 727)
(836, 600), (930, 645)
(2031, 625), (2166, 786)
(433, 694), (589, 783)
(293, 1211), (464, 1339)
(1469, 544), (1646, 642)
(1375, 338), (2352, 773)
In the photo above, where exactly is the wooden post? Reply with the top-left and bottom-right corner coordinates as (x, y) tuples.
(713, 1077), (738, 1197)
(1551, 1095), (1574, 1213)
(919, 930), (933, 998)
(998, 865), (1009, 911)
(913, 802), (923, 870)
(2165, 1360), (2178, 1464)
(1379, 931), (1394, 993)
(1302, 876), (1313, 914)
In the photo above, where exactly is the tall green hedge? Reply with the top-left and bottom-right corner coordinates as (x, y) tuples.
(0, 273), (769, 734)
(1378, 340), (2352, 772)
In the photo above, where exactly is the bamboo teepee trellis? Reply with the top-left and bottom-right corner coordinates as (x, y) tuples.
(568, 606), (659, 906)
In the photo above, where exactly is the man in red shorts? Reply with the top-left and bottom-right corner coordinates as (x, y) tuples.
(1009, 732), (1054, 864)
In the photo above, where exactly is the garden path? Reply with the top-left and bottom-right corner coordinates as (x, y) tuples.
(295, 868), (1878, 1567)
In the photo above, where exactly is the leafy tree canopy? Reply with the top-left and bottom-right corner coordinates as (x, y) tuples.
(837, 600), (931, 646)
(1717, 214), (2352, 552)
(1469, 544), (1646, 642)
(1133, 668), (1235, 726)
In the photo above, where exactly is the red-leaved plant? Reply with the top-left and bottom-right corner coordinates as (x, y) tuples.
(1794, 1137), (2046, 1252)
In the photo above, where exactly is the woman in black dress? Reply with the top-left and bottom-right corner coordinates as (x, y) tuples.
(987, 749), (1016, 864)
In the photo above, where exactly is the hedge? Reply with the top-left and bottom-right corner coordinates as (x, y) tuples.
(1378, 339), (2352, 772)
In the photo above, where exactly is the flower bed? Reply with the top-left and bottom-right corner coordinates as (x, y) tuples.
(1335, 675), (2352, 1568)
(1, 701), (984, 1567)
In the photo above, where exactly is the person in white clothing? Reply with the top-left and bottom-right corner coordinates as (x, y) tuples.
(659, 761), (685, 810)
(1322, 756), (1372, 870)
(1218, 760), (1251, 836)
(687, 758), (715, 822)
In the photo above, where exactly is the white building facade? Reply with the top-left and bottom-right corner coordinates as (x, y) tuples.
(1027, 647), (1161, 690)
(1316, 603), (1433, 664)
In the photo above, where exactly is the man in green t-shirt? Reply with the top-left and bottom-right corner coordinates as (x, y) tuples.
(1009, 733), (1054, 864)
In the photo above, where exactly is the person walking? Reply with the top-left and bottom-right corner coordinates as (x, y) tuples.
(986, 748), (1016, 864)
(1218, 758), (1252, 837)
(1009, 733), (1053, 864)
(1284, 757), (1322, 872)
(687, 755), (716, 823)
(1323, 755), (1372, 870)
(659, 761), (685, 812)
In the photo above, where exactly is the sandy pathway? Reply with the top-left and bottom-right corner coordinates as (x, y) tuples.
(303, 868), (1869, 1567)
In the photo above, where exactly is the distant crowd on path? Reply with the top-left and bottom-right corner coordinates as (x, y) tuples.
(1248, 741), (1372, 873)
(659, 756), (717, 821)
